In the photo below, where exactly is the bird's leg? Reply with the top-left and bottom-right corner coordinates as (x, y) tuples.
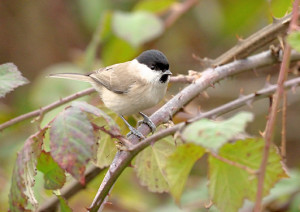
(120, 115), (145, 139)
(138, 112), (156, 134)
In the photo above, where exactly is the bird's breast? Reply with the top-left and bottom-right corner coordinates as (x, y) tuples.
(101, 82), (167, 116)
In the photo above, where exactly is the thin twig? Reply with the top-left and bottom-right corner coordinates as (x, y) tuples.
(88, 50), (300, 211)
(132, 77), (300, 154)
(0, 88), (96, 131)
(164, 0), (199, 28)
(281, 90), (287, 162)
(254, 1), (299, 211)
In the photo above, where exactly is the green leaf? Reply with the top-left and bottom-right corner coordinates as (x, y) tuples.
(9, 128), (46, 211)
(50, 107), (95, 184)
(0, 63), (29, 98)
(71, 101), (120, 133)
(208, 138), (288, 212)
(57, 195), (72, 212)
(37, 151), (66, 190)
(287, 31), (300, 53)
(92, 107), (124, 168)
(164, 143), (206, 203)
(112, 11), (164, 47)
(134, 136), (176, 193)
(101, 36), (139, 66)
(134, 0), (175, 13)
(182, 112), (253, 152)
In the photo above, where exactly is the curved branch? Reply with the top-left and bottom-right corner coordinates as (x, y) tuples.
(88, 50), (300, 211)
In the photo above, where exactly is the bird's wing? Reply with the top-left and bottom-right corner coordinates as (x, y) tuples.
(89, 62), (139, 94)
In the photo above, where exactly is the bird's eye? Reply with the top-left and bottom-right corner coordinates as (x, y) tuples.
(150, 65), (155, 70)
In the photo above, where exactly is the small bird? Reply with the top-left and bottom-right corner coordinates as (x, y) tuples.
(49, 49), (172, 138)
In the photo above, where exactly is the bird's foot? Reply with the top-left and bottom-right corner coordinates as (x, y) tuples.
(138, 112), (156, 134)
(126, 127), (145, 139)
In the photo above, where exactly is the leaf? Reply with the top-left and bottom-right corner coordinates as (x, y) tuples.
(92, 108), (124, 168)
(134, 136), (176, 193)
(287, 31), (300, 53)
(50, 107), (95, 184)
(112, 11), (164, 47)
(57, 195), (72, 212)
(134, 0), (175, 13)
(182, 112), (253, 152)
(102, 36), (139, 66)
(71, 101), (120, 133)
(208, 138), (288, 212)
(9, 128), (46, 211)
(37, 151), (66, 190)
(164, 143), (206, 203)
(0, 63), (29, 98)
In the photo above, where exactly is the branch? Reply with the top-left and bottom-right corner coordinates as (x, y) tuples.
(254, 1), (300, 211)
(164, 0), (199, 28)
(211, 12), (294, 67)
(0, 88), (96, 131)
(88, 50), (300, 211)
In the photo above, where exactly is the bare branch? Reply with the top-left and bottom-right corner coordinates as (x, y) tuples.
(0, 88), (96, 131)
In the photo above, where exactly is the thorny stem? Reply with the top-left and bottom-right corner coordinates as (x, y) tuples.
(254, 1), (299, 211)
(88, 48), (300, 211)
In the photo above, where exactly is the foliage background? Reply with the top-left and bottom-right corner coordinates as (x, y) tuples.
(0, 0), (298, 211)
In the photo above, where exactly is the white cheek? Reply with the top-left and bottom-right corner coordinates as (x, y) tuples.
(131, 59), (161, 83)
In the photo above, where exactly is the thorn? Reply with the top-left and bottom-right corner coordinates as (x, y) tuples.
(264, 75), (272, 88)
(205, 200), (213, 209)
(236, 34), (244, 43)
(246, 99), (253, 108)
(259, 130), (265, 137)
(253, 68), (259, 77)
(272, 15), (281, 23)
(200, 91), (209, 99)
(239, 88), (244, 96)
(291, 85), (297, 94)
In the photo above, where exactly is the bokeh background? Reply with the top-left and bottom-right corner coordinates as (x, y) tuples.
(0, 0), (298, 211)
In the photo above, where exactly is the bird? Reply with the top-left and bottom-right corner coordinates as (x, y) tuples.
(49, 49), (172, 138)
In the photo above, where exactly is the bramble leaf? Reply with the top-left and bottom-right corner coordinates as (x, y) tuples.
(287, 31), (300, 53)
(135, 136), (176, 193)
(0, 63), (29, 98)
(183, 112), (253, 152)
(9, 128), (46, 211)
(134, 0), (175, 13)
(37, 151), (66, 190)
(112, 11), (164, 47)
(164, 143), (206, 203)
(209, 138), (288, 212)
(50, 107), (95, 184)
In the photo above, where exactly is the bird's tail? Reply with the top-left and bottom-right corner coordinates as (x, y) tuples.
(48, 73), (92, 82)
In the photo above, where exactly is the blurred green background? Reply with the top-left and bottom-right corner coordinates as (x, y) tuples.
(1, 0), (299, 211)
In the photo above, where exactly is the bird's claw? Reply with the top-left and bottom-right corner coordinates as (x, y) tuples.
(126, 128), (145, 139)
(138, 112), (156, 134)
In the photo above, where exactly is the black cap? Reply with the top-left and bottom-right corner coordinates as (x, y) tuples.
(136, 50), (169, 72)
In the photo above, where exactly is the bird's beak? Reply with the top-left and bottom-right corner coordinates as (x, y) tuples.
(164, 70), (172, 75)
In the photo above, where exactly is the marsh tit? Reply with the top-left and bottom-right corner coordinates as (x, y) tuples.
(50, 49), (172, 138)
